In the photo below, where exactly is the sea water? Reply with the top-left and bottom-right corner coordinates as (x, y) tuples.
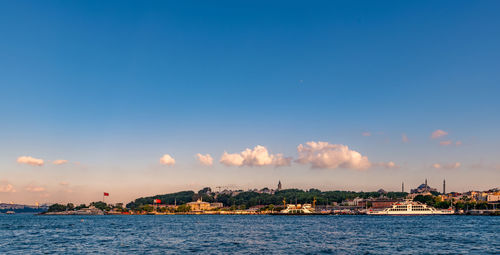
(0, 214), (498, 254)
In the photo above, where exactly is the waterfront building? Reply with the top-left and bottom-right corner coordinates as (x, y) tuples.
(187, 199), (211, 211)
(345, 197), (364, 206)
(186, 199), (223, 211)
(357, 199), (402, 209)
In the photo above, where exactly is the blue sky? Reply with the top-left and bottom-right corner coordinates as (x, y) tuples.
(0, 1), (499, 204)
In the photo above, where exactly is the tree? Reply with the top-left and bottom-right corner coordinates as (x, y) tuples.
(48, 203), (67, 212)
(198, 187), (212, 195)
(90, 201), (110, 211)
(138, 204), (154, 212)
(75, 204), (87, 210)
(176, 204), (191, 213)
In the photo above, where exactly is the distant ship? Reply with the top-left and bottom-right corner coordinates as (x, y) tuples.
(367, 200), (454, 215)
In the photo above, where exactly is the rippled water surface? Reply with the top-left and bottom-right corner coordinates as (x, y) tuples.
(0, 215), (498, 254)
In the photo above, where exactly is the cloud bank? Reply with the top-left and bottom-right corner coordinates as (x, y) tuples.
(160, 154), (176, 166)
(295, 141), (371, 170)
(53, 159), (68, 165)
(374, 161), (399, 169)
(196, 153), (213, 166)
(17, 156), (44, 166)
(25, 185), (46, 193)
(432, 162), (461, 169)
(0, 181), (15, 193)
(220, 145), (291, 167)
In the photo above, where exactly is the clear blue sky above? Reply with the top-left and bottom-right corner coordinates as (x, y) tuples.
(0, 1), (499, 204)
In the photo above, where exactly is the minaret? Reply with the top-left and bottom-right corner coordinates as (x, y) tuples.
(425, 178), (428, 191)
(443, 179), (446, 194)
(402, 182), (404, 193)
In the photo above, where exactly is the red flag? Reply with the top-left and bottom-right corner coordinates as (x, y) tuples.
(154, 199), (161, 204)
(104, 192), (109, 196)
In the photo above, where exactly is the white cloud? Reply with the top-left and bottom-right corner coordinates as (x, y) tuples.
(374, 161), (399, 169)
(196, 153), (213, 166)
(432, 162), (461, 169)
(17, 156), (44, 166)
(402, 133), (409, 143)
(431, 129), (448, 139)
(219, 145), (291, 167)
(25, 185), (46, 193)
(296, 141), (371, 170)
(220, 152), (244, 166)
(159, 154), (176, 166)
(0, 181), (16, 193)
(362, 132), (371, 137)
(439, 140), (452, 146)
(53, 159), (68, 165)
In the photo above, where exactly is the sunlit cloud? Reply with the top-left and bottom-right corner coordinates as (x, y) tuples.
(25, 184), (46, 193)
(220, 152), (244, 166)
(432, 162), (461, 169)
(17, 156), (44, 166)
(220, 145), (291, 167)
(431, 129), (448, 139)
(362, 132), (371, 137)
(196, 153), (213, 166)
(439, 140), (452, 146)
(455, 141), (462, 146)
(296, 141), (371, 170)
(58, 181), (73, 193)
(160, 154), (176, 166)
(53, 159), (68, 165)
(402, 133), (409, 143)
(374, 161), (399, 169)
(0, 181), (16, 193)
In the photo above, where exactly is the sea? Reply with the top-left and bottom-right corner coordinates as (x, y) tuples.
(0, 214), (498, 254)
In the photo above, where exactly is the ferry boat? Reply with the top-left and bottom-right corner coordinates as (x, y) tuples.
(367, 200), (454, 215)
(280, 203), (315, 214)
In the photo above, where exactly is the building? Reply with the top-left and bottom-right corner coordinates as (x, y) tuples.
(345, 197), (364, 206)
(187, 199), (211, 211)
(277, 180), (282, 191)
(186, 199), (223, 212)
(411, 179), (438, 194)
(358, 199), (401, 209)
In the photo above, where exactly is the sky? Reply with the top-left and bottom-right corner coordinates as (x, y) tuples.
(0, 1), (499, 205)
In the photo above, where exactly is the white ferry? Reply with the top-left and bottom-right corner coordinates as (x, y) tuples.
(367, 200), (454, 215)
(280, 204), (315, 214)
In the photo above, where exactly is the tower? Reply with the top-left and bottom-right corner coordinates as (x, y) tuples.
(425, 178), (428, 191)
(277, 180), (282, 191)
(443, 179), (446, 194)
(402, 182), (404, 193)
